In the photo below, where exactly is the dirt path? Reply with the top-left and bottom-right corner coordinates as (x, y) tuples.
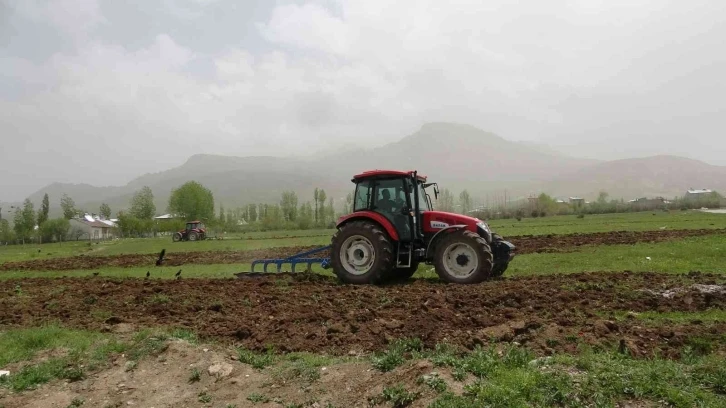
(1, 227), (723, 272)
(1, 271), (724, 359)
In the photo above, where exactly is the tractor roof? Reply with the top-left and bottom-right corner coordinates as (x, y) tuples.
(352, 170), (427, 182)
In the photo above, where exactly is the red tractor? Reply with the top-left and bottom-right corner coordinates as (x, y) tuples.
(328, 170), (515, 284)
(172, 220), (207, 242)
(243, 169), (516, 284)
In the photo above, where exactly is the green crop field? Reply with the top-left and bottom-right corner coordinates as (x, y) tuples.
(487, 210), (726, 236)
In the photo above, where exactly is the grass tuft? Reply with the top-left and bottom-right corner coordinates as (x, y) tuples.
(371, 337), (424, 372)
(237, 348), (276, 369)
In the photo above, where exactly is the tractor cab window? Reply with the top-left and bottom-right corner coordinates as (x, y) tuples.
(402, 179), (431, 212)
(374, 178), (406, 214)
(354, 180), (373, 212)
(418, 182), (432, 211)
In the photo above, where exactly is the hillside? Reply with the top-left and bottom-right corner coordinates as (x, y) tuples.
(541, 155), (726, 200)
(19, 123), (726, 217)
(303, 122), (600, 195)
(21, 123), (599, 215)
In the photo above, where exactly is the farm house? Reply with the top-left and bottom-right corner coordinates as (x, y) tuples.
(69, 214), (118, 240)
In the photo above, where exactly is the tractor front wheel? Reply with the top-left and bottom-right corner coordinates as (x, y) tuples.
(172, 232), (182, 242)
(433, 230), (493, 284)
(330, 220), (395, 284)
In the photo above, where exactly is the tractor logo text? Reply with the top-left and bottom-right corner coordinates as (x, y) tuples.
(430, 221), (449, 229)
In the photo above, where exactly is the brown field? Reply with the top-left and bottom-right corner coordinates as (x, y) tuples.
(2, 271), (724, 359)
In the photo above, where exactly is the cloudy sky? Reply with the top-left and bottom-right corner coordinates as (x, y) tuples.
(1, 0), (725, 201)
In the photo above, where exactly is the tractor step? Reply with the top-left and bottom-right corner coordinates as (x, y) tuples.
(233, 245), (332, 277)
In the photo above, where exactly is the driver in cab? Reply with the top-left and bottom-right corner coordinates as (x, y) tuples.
(377, 189), (397, 213)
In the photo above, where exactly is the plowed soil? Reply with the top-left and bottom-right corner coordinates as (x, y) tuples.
(1, 228), (723, 272)
(511, 227), (725, 254)
(0, 246), (315, 272)
(1, 272), (724, 359)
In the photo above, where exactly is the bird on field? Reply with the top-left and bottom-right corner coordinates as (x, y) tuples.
(618, 339), (626, 354)
(146, 271), (150, 279)
(175, 269), (182, 279)
(155, 249), (166, 266)
(92, 272), (99, 277)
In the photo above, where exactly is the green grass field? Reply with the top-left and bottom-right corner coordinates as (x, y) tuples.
(0, 232), (332, 263)
(1, 210), (724, 264)
(1, 210), (724, 279)
(487, 210), (725, 236)
(2, 234), (723, 280)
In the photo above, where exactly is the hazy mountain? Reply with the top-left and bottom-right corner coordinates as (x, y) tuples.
(18, 123), (726, 217)
(28, 155), (345, 218)
(306, 122), (600, 196)
(541, 155), (726, 200)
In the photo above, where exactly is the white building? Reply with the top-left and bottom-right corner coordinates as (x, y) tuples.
(69, 214), (118, 240)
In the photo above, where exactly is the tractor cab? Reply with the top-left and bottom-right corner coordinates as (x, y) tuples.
(186, 221), (205, 231)
(172, 220), (206, 242)
(349, 170), (431, 243)
(330, 169), (516, 284)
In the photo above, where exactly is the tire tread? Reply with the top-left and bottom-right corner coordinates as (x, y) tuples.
(433, 229), (493, 284)
(331, 220), (395, 284)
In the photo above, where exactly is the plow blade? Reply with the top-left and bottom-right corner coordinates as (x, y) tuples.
(234, 245), (332, 278)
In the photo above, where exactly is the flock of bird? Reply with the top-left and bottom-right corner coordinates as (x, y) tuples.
(91, 248), (183, 280)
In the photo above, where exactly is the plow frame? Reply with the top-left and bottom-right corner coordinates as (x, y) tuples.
(247, 245), (332, 273)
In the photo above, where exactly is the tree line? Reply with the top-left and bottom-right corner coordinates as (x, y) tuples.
(3, 182), (723, 244)
(469, 190), (726, 221)
(1, 194), (71, 245)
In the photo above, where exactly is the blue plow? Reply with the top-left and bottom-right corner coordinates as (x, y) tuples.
(235, 245), (332, 277)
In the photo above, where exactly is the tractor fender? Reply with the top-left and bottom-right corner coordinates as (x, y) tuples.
(336, 211), (399, 241)
(425, 224), (468, 259)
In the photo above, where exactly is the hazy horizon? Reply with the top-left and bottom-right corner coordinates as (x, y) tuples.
(2, 0), (725, 201)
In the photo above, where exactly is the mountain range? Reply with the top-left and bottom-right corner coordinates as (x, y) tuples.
(14, 122), (726, 218)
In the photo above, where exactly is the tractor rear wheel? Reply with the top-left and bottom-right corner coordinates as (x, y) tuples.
(433, 230), (493, 284)
(330, 220), (395, 284)
(188, 231), (199, 241)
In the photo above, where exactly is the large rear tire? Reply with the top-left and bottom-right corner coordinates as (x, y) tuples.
(434, 229), (493, 284)
(330, 220), (395, 284)
(189, 231), (199, 241)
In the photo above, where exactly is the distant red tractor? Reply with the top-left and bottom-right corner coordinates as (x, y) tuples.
(172, 221), (207, 242)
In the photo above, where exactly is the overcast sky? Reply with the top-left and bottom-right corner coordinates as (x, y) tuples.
(1, 0), (725, 201)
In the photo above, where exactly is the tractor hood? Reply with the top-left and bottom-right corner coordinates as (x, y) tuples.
(422, 210), (493, 241)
